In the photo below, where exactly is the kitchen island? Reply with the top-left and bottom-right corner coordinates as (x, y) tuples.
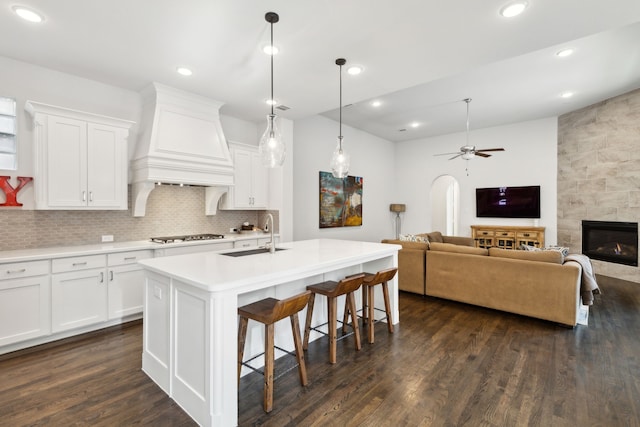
(138, 238), (401, 427)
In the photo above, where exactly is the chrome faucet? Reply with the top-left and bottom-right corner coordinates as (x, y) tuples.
(265, 213), (275, 253)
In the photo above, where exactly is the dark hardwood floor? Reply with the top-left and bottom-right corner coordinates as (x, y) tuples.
(1, 275), (638, 426)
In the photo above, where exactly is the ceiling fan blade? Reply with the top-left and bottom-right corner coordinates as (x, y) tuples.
(475, 152), (491, 158)
(448, 154), (462, 160)
(434, 152), (462, 157)
(476, 148), (505, 152)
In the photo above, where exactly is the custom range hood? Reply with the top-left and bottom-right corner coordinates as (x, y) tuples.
(131, 83), (233, 216)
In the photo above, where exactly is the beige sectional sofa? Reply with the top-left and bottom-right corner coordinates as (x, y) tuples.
(382, 232), (583, 326)
(381, 232), (475, 295)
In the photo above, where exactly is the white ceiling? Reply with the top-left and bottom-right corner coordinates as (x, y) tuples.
(2, 1), (640, 142)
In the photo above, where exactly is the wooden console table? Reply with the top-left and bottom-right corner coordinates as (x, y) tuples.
(471, 225), (545, 250)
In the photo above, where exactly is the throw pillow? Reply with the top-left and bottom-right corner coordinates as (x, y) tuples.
(545, 246), (570, 256)
(399, 234), (428, 243)
(426, 231), (444, 243)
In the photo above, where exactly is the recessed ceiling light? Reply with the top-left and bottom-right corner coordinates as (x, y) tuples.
(13, 6), (44, 23)
(499, 1), (528, 18)
(266, 99), (277, 106)
(371, 100), (382, 107)
(556, 48), (574, 58)
(263, 45), (279, 55)
(347, 65), (363, 76)
(410, 122), (420, 128)
(176, 67), (193, 76)
(560, 91), (574, 99)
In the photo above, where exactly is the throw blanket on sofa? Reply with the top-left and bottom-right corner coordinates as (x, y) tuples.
(565, 254), (601, 305)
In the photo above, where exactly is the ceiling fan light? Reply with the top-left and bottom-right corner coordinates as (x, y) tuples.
(461, 152), (475, 160)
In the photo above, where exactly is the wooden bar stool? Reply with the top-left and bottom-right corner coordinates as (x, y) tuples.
(237, 290), (311, 413)
(343, 267), (397, 344)
(303, 274), (365, 364)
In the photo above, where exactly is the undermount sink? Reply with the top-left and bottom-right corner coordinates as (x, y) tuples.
(221, 247), (287, 257)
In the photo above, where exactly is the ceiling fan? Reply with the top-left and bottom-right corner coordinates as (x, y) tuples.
(435, 98), (505, 160)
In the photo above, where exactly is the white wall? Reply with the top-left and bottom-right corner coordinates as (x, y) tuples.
(395, 117), (558, 244)
(293, 115), (396, 242)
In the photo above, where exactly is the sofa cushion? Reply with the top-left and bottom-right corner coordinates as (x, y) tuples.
(489, 247), (564, 264)
(424, 231), (444, 243)
(429, 242), (488, 256)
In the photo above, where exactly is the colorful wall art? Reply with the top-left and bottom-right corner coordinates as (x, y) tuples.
(319, 171), (363, 228)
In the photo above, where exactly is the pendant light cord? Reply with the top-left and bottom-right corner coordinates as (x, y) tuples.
(270, 20), (274, 116)
(336, 58), (346, 150)
(339, 62), (343, 144)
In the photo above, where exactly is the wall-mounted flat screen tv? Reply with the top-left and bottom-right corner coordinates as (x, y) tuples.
(476, 185), (540, 218)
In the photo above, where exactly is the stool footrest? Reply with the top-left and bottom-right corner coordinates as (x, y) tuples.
(240, 346), (302, 381)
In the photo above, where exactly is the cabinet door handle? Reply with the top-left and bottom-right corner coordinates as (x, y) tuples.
(89, 191), (93, 202)
(82, 191), (87, 202)
(72, 262), (88, 267)
(7, 268), (26, 274)
(110, 271), (114, 281)
(100, 272), (104, 283)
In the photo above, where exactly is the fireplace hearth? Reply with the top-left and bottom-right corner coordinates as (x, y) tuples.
(582, 220), (638, 267)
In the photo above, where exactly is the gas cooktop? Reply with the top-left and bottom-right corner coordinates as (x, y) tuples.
(150, 234), (225, 244)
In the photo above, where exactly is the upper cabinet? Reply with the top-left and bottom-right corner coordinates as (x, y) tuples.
(26, 101), (134, 210)
(219, 142), (268, 210)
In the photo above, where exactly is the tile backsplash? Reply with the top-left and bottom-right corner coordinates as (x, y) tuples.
(0, 185), (278, 251)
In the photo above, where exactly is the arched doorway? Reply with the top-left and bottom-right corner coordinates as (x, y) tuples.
(431, 175), (460, 235)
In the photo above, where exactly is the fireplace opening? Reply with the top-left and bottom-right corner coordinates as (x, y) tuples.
(582, 220), (638, 267)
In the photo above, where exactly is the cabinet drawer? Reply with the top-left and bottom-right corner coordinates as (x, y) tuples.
(516, 231), (538, 238)
(495, 231), (515, 238)
(0, 260), (50, 280)
(108, 250), (153, 266)
(52, 254), (106, 273)
(477, 230), (494, 237)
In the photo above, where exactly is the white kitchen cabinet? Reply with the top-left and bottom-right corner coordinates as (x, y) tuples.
(0, 260), (51, 347)
(51, 255), (107, 333)
(220, 143), (269, 210)
(107, 250), (153, 319)
(25, 101), (134, 210)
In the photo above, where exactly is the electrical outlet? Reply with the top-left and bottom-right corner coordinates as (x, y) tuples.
(101, 235), (114, 242)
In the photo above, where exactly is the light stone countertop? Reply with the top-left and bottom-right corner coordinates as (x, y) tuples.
(0, 233), (276, 264)
(138, 238), (402, 293)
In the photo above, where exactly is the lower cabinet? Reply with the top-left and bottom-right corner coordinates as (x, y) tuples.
(51, 250), (153, 333)
(0, 260), (51, 347)
(107, 250), (153, 319)
(51, 266), (107, 333)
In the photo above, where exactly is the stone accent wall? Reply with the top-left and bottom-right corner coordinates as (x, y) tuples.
(557, 88), (640, 283)
(0, 185), (278, 251)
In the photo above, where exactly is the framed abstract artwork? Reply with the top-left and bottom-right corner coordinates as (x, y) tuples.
(319, 171), (363, 228)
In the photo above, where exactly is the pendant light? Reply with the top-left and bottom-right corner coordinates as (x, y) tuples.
(258, 12), (286, 168)
(330, 58), (350, 178)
